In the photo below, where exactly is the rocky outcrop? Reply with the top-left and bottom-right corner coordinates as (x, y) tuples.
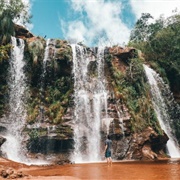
(125, 127), (168, 160)
(109, 46), (136, 62)
(1, 23), (172, 162)
(112, 127), (169, 160)
(0, 167), (26, 179)
(14, 24), (34, 39)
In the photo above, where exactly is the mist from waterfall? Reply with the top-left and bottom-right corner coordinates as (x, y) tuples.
(71, 44), (108, 163)
(143, 64), (180, 158)
(1, 37), (27, 162)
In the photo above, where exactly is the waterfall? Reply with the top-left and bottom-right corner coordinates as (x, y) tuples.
(143, 64), (180, 158)
(1, 37), (27, 162)
(0, 37), (49, 165)
(71, 44), (108, 163)
(42, 39), (50, 76)
(39, 38), (50, 122)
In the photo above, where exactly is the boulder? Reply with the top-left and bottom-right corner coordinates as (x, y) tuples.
(109, 46), (136, 62)
(0, 167), (26, 179)
(125, 127), (168, 160)
(142, 142), (158, 160)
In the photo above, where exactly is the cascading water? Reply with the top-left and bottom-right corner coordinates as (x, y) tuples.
(1, 37), (27, 162)
(0, 37), (49, 165)
(39, 38), (50, 122)
(143, 64), (180, 158)
(42, 39), (50, 77)
(71, 44), (108, 163)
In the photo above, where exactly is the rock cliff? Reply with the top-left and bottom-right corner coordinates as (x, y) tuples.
(0, 24), (171, 161)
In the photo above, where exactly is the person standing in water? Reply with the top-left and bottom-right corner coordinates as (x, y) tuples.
(104, 135), (112, 165)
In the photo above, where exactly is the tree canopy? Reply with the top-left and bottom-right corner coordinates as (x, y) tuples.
(129, 12), (180, 94)
(129, 11), (180, 141)
(0, 0), (30, 22)
(0, 0), (31, 45)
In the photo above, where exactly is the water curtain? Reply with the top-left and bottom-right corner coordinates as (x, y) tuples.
(144, 64), (180, 158)
(71, 44), (108, 162)
(1, 37), (27, 162)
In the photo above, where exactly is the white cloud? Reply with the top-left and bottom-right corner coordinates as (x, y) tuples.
(130, 0), (180, 19)
(61, 0), (130, 46)
(61, 0), (180, 46)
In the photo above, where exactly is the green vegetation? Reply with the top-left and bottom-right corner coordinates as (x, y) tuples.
(0, 0), (31, 117)
(27, 77), (72, 125)
(106, 53), (162, 134)
(129, 12), (180, 139)
(129, 12), (180, 95)
(55, 39), (72, 61)
(25, 40), (73, 125)
(0, 0), (31, 44)
(28, 38), (45, 65)
(0, 44), (12, 117)
(0, 44), (11, 62)
(0, 0), (178, 143)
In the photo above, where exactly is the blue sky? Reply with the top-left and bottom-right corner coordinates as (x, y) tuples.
(28, 0), (180, 46)
(30, 0), (136, 45)
(31, 0), (69, 38)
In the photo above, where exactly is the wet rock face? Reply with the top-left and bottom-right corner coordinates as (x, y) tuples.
(9, 26), (170, 161)
(26, 123), (74, 155)
(27, 138), (73, 154)
(111, 127), (169, 160)
(125, 127), (168, 160)
(108, 46), (136, 63)
(173, 91), (180, 103)
(0, 126), (6, 147)
(113, 138), (131, 160)
(0, 136), (6, 147)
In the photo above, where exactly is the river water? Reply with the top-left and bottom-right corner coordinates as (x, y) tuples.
(20, 159), (180, 180)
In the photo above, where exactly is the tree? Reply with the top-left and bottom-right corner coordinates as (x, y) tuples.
(0, 0), (30, 22)
(130, 13), (153, 43)
(0, 0), (31, 44)
(129, 12), (180, 141)
(129, 12), (180, 93)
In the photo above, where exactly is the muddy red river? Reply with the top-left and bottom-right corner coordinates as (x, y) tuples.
(1, 158), (180, 179)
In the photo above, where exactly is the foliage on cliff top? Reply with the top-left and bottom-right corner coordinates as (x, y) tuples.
(0, 0), (31, 44)
(129, 12), (180, 140)
(0, 0), (31, 23)
(129, 12), (180, 96)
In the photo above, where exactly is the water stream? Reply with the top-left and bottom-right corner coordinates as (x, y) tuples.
(1, 37), (27, 162)
(71, 44), (108, 163)
(1, 37), (48, 165)
(143, 64), (180, 158)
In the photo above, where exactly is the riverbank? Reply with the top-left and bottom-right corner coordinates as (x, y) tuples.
(1, 157), (180, 179)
